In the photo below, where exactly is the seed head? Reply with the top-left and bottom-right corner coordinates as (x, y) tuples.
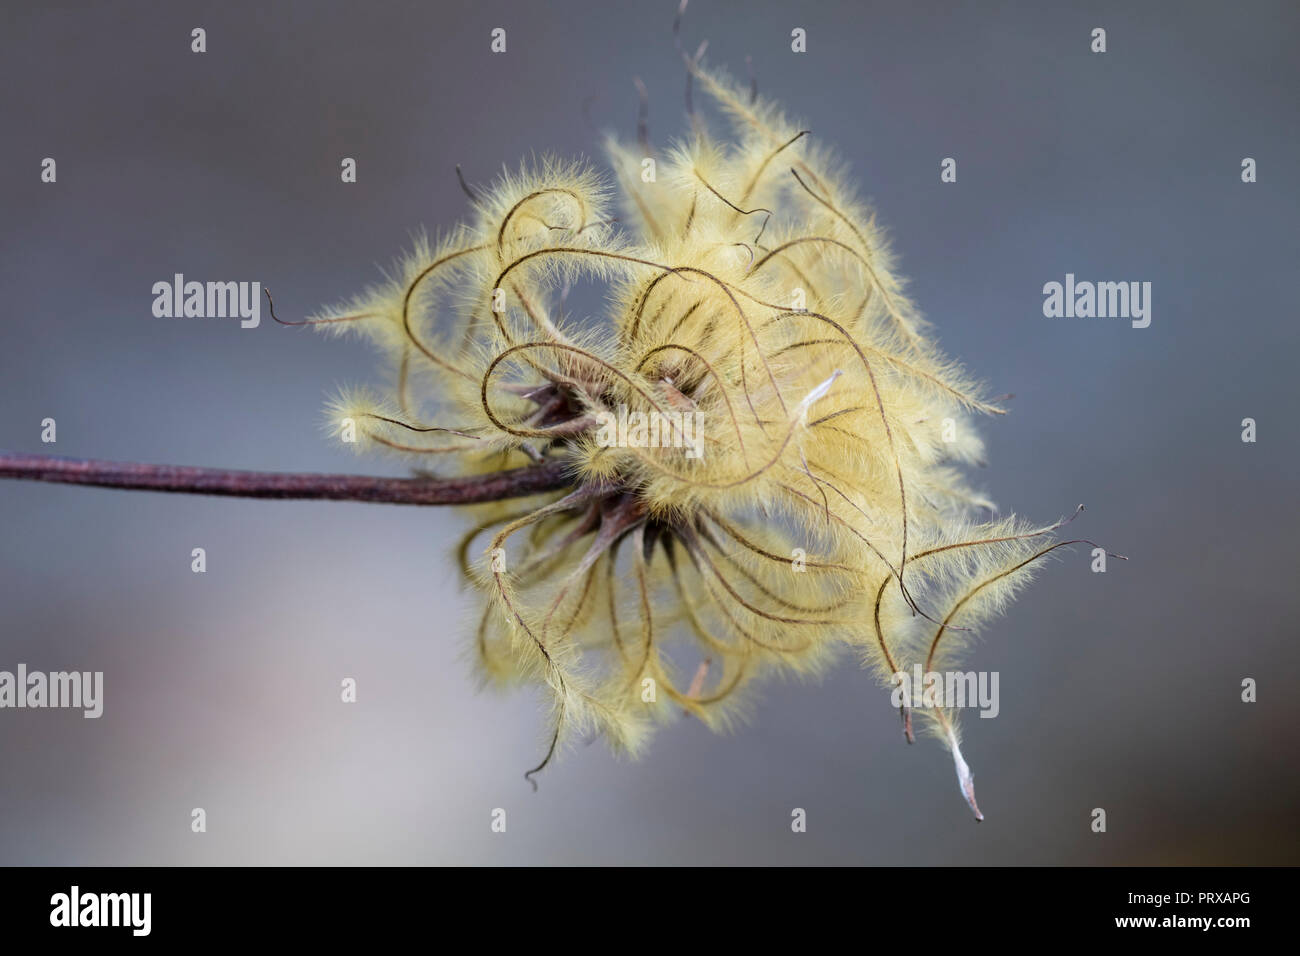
(307, 65), (1112, 817)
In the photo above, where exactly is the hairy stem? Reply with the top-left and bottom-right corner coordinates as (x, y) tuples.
(0, 452), (572, 506)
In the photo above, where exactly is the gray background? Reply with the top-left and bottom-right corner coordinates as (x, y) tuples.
(1, 0), (1296, 864)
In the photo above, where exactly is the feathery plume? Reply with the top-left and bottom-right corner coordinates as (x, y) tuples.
(292, 64), (1121, 816)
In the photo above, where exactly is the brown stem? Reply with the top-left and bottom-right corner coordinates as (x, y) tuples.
(0, 452), (573, 506)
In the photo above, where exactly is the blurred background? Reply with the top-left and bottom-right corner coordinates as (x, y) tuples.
(1, 0), (1296, 865)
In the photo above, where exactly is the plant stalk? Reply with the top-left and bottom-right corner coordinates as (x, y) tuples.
(0, 452), (572, 506)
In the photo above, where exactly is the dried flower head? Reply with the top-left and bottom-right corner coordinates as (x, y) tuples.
(300, 65), (1114, 818)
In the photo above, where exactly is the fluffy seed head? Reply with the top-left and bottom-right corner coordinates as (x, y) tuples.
(307, 65), (1106, 816)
